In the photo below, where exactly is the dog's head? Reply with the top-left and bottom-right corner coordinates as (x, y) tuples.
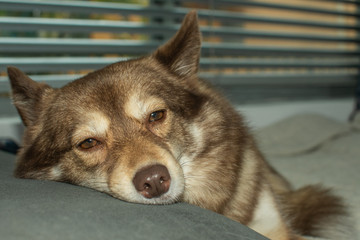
(7, 11), (208, 204)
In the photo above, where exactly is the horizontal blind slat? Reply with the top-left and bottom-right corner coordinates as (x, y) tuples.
(202, 73), (358, 86)
(1, 57), (359, 72)
(1, 17), (358, 43)
(315, 0), (360, 4)
(196, 9), (360, 31)
(207, 0), (360, 17)
(0, 0), (148, 15)
(1, 38), (359, 57)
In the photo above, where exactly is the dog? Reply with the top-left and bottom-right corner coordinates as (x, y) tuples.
(7, 11), (354, 240)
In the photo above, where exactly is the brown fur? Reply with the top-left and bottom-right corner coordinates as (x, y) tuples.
(281, 185), (350, 238)
(7, 11), (353, 240)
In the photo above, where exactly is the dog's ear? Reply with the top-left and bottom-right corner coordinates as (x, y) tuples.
(153, 11), (201, 78)
(7, 67), (53, 127)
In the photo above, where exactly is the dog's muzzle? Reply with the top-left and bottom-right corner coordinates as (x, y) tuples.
(132, 164), (171, 199)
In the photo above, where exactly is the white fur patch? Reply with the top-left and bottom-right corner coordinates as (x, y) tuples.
(49, 165), (63, 180)
(124, 93), (165, 121)
(180, 123), (203, 171)
(178, 154), (193, 185)
(80, 173), (110, 193)
(178, 123), (205, 199)
(248, 188), (283, 235)
(189, 123), (204, 150)
(73, 111), (110, 143)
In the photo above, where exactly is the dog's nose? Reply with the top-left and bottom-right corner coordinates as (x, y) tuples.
(133, 164), (171, 199)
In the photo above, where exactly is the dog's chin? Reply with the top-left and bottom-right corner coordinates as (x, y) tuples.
(135, 193), (181, 205)
(110, 183), (184, 205)
(112, 191), (181, 205)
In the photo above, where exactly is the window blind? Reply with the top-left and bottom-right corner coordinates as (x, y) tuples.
(0, 0), (359, 103)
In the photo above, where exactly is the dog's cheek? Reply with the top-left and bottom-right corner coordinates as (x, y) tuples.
(164, 116), (194, 157)
(107, 165), (136, 202)
(73, 146), (108, 168)
(55, 148), (108, 183)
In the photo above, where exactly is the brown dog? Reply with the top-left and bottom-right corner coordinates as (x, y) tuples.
(7, 11), (354, 240)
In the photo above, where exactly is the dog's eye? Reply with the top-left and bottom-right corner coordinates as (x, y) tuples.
(149, 110), (166, 123)
(78, 138), (101, 150)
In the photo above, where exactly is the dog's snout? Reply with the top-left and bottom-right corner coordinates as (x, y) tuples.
(133, 164), (171, 199)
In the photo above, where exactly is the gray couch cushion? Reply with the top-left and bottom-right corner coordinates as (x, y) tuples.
(0, 151), (266, 240)
(256, 113), (350, 156)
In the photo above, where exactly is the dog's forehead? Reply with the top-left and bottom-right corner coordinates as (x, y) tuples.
(61, 61), (152, 100)
(71, 60), (170, 93)
(53, 60), (174, 124)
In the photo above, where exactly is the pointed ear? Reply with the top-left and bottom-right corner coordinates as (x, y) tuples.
(153, 11), (201, 77)
(7, 67), (52, 127)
